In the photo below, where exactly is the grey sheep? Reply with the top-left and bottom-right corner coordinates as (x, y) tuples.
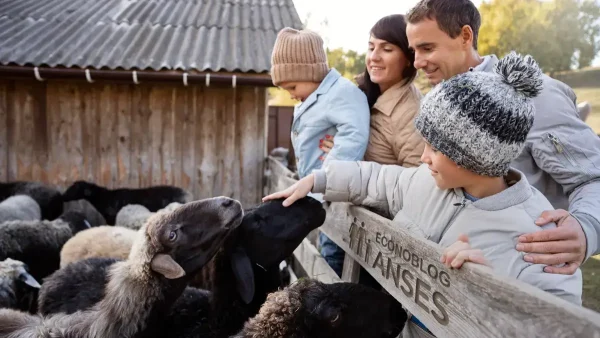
(0, 181), (63, 221)
(115, 202), (183, 230)
(0, 196), (244, 338)
(0, 258), (41, 313)
(0, 211), (92, 281)
(63, 199), (106, 228)
(0, 195), (41, 223)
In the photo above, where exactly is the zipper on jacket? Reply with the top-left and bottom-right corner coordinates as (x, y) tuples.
(440, 198), (468, 239)
(547, 133), (592, 177)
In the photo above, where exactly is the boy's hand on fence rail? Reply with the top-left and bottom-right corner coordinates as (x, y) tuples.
(263, 173), (315, 207)
(516, 209), (586, 275)
(441, 234), (491, 269)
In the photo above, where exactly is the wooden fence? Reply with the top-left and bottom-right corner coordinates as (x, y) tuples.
(265, 156), (600, 337)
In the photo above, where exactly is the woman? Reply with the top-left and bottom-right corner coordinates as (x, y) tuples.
(319, 14), (424, 166)
(316, 13), (425, 287)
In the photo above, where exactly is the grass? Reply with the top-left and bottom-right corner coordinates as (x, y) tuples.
(582, 256), (600, 312)
(573, 87), (600, 133)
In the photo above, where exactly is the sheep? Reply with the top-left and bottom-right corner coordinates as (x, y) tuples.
(62, 180), (193, 224)
(0, 181), (63, 221)
(59, 226), (138, 268)
(232, 278), (408, 338)
(115, 202), (184, 230)
(0, 195), (41, 223)
(37, 196), (328, 338)
(0, 259), (41, 314)
(0, 196), (244, 338)
(63, 199), (106, 228)
(0, 210), (92, 281)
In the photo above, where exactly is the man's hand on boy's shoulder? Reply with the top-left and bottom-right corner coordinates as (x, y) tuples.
(516, 209), (586, 275)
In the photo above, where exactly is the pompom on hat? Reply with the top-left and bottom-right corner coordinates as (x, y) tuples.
(414, 51), (544, 177)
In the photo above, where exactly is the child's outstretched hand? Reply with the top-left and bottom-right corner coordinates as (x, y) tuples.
(263, 173), (315, 207)
(441, 234), (491, 269)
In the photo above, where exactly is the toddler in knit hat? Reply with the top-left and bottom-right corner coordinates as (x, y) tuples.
(271, 27), (371, 276)
(265, 51), (582, 323)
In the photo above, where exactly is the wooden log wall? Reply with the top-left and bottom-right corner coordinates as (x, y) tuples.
(265, 156), (600, 338)
(0, 79), (267, 207)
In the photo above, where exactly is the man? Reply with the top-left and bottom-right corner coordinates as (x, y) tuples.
(406, 0), (600, 275)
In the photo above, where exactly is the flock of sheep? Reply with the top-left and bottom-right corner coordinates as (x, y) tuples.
(0, 178), (408, 337)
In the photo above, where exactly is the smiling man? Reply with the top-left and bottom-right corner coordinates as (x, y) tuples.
(405, 0), (600, 277)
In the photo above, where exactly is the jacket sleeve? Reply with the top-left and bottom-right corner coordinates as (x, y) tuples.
(322, 90), (370, 166)
(517, 263), (582, 306)
(528, 78), (600, 260)
(312, 160), (409, 218)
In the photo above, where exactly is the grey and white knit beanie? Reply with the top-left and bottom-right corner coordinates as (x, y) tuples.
(414, 51), (544, 177)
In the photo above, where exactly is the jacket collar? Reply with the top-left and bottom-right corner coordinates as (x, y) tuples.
(293, 68), (339, 121)
(372, 80), (412, 116)
(471, 54), (499, 73)
(453, 168), (533, 211)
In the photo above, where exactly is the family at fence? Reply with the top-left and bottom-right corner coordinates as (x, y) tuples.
(266, 0), (600, 336)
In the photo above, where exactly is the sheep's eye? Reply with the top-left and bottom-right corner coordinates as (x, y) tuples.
(168, 230), (177, 241)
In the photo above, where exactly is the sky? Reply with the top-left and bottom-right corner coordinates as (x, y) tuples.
(293, 0), (600, 67)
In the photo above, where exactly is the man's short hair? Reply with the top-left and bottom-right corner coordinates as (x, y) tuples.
(406, 0), (481, 50)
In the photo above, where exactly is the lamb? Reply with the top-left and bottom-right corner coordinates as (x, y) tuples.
(0, 195), (41, 223)
(115, 202), (184, 230)
(62, 180), (193, 224)
(232, 278), (408, 338)
(0, 196), (244, 338)
(63, 199), (106, 228)
(37, 197), (328, 338)
(59, 226), (138, 268)
(0, 210), (92, 281)
(0, 259), (41, 313)
(0, 181), (63, 220)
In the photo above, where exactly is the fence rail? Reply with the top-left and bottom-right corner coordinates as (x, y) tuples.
(265, 156), (600, 338)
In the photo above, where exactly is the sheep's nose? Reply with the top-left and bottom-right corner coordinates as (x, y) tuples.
(221, 199), (234, 208)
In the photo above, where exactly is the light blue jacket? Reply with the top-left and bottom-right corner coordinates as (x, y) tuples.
(290, 68), (370, 178)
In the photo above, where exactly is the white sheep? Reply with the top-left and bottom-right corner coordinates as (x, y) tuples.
(0, 195), (41, 223)
(115, 202), (183, 230)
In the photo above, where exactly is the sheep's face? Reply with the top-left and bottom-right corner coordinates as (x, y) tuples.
(0, 258), (40, 307)
(298, 279), (407, 338)
(147, 196), (244, 280)
(241, 196), (326, 268)
(58, 210), (92, 234)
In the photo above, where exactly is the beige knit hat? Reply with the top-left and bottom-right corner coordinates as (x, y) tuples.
(270, 27), (330, 86)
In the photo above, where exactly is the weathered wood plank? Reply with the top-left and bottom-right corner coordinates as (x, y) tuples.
(239, 87), (260, 207)
(320, 203), (600, 337)
(340, 254), (360, 283)
(192, 86), (205, 199)
(222, 87), (236, 199)
(292, 238), (342, 284)
(0, 80), (8, 181)
(116, 84), (132, 186)
(99, 84), (118, 188)
(148, 86), (166, 186)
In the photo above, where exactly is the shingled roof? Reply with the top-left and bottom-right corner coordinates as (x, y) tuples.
(0, 0), (303, 73)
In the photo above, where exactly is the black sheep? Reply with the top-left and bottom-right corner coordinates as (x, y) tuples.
(0, 181), (63, 221)
(62, 180), (193, 224)
(0, 258), (41, 314)
(0, 210), (91, 282)
(38, 197), (328, 338)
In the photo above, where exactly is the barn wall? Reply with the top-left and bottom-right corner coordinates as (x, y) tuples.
(0, 79), (267, 207)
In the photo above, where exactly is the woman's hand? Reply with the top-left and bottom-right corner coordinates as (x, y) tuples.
(441, 234), (491, 269)
(319, 135), (334, 161)
(262, 174), (315, 207)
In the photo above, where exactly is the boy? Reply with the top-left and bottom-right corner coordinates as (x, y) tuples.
(264, 52), (582, 337)
(270, 28), (370, 276)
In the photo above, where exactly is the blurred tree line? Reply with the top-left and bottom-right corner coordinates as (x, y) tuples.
(269, 0), (600, 105)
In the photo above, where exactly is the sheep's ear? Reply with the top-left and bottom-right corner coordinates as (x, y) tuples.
(231, 246), (255, 304)
(150, 254), (186, 279)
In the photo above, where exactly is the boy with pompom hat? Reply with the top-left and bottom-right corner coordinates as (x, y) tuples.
(264, 51), (582, 337)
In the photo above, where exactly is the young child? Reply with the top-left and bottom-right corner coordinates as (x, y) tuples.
(264, 52), (582, 336)
(270, 27), (370, 276)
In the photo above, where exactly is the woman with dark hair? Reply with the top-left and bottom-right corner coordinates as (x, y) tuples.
(320, 14), (425, 166)
(316, 14), (426, 288)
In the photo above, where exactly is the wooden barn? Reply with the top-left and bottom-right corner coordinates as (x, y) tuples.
(0, 0), (303, 207)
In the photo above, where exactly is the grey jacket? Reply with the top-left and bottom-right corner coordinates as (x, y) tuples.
(477, 55), (600, 260)
(313, 162), (583, 305)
